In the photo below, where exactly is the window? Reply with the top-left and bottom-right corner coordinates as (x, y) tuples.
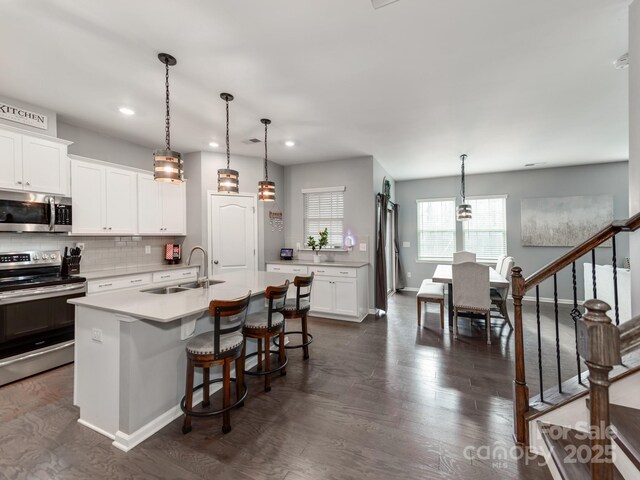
(417, 198), (456, 260)
(462, 196), (507, 261)
(303, 186), (345, 247)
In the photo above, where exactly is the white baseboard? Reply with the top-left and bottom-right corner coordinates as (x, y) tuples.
(77, 418), (115, 440)
(522, 296), (583, 306)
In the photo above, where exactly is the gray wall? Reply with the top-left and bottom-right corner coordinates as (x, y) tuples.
(58, 121), (152, 170)
(283, 156), (377, 308)
(395, 162), (630, 300)
(0, 94), (57, 137)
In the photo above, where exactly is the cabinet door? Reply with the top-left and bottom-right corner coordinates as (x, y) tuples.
(71, 161), (105, 234)
(0, 130), (22, 190)
(137, 174), (162, 234)
(310, 277), (334, 314)
(105, 167), (137, 234)
(161, 182), (186, 234)
(333, 277), (358, 316)
(22, 136), (68, 195)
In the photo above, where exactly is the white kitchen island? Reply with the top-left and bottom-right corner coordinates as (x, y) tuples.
(69, 270), (293, 452)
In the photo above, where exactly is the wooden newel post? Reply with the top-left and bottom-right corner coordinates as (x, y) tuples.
(511, 266), (529, 446)
(577, 299), (621, 480)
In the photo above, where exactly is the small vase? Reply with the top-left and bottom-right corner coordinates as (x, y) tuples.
(313, 253), (321, 264)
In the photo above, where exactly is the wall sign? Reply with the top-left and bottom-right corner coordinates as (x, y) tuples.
(0, 102), (48, 130)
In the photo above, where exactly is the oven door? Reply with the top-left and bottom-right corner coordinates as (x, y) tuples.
(0, 283), (86, 385)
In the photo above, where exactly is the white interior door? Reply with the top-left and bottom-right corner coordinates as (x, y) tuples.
(209, 193), (257, 275)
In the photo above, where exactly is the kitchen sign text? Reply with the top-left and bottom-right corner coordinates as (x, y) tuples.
(0, 102), (48, 130)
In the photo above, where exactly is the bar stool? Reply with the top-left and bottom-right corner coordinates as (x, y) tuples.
(243, 281), (289, 392)
(277, 273), (314, 360)
(181, 291), (251, 435)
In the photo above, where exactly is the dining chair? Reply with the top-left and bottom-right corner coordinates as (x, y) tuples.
(452, 261), (492, 344)
(453, 251), (476, 264)
(491, 256), (515, 329)
(494, 255), (507, 275)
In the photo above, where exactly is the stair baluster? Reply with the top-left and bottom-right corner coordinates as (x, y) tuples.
(571, 261), (584, 385)
(612, 236), (620, 326)
(536, 285), (544, 403)
(554, 273), (562, 393)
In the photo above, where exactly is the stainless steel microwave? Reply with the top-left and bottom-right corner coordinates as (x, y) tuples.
(0, 191), (72, 232)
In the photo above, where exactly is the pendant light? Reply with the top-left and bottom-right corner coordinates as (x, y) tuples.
(457, 154), (472, 221)
(258, 118), (276, 201)
(217, 93), (239, 194)
(153, 53), (183, 183)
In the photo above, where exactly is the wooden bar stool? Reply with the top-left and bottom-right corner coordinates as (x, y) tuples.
(277, 273), (314, 360)
(243, 281), (289, 392)
(181, 291), (251, 435)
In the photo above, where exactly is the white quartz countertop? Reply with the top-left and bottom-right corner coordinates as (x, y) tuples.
(77, 264), (198, 281)
(69, 270), (294, 323)
(266, 259), (369, 268)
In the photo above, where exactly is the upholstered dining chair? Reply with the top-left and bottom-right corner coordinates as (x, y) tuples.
(453, 251), (476, 264)
(494, 256), (507, 276)
(491, 256), (515, 329)
(452, 262), (492, 344)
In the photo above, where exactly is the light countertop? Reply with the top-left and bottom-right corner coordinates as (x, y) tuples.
(76, 263), (199, 281)
(266, 259), (369, 268)
(69, 270), (294, 323)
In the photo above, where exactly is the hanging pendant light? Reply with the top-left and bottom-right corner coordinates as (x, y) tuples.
(457, 154), (472, 221)
(258, 118), (276, 202)
(217, 93), (239, 194)
(153, 53), (183, 183)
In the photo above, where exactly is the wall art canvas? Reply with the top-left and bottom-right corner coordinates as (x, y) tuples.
(521, 195), (614, 247)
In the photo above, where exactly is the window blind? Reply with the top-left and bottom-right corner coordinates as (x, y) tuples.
(417, 199), (456, 259)
(303, 190), (344, 247)
(462, 196), (507, 260)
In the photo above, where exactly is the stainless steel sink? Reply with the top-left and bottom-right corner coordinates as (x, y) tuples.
(178, 280), (226, 289)
(142, 286), (192, 295)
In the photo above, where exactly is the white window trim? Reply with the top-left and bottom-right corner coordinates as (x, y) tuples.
(416, 197), (457, 261)
(301, 185), (346, 194)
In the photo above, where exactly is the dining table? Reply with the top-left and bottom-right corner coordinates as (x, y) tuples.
(431, 264), (510, 327)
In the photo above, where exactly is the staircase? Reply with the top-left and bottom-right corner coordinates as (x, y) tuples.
(510, 212), (640, 479)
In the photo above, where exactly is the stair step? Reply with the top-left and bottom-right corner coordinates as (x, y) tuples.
(539, 423), (623, 480)
(610, 404), (640, 470)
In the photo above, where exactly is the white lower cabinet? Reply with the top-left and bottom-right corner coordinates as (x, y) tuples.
(266, 264), (369, 322)
(87, 267), (198, 295)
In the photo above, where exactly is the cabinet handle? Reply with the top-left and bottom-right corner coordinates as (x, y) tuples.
(340, 271), (349, 275)
(25, 182), (30, 186)
(130, 279), (142, 283)
(273, 267), (280, 271)
(160, 275), (170, 279)
(108, 227), (112, 230)
(98, 283), (113, 288)
(182, 272), (192, 276)
(103, 227), (107, 230)
(16, 181), (22, 185)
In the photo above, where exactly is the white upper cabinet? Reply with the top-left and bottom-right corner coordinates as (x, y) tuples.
(105, 168), (137, 234)
(137, 174), (162, 234)
(71, 160), (105, 234)
(22, 136), (69, 195)
(0, 127), (70, 196)
(137, 173), (186, 236)
(0, 130), (22, 191)
(71, 159), (137, 235)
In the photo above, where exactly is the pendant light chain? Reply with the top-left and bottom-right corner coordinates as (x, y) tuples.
(225, 97), (231, 169)
(165, 61), (171, 150)
(264, 121), (269, 181)
(460, 154), (467, 202)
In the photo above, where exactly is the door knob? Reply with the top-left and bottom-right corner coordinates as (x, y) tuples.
(213, 260), (219, 265)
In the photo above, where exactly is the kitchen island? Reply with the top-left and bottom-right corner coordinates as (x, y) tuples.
(69, 270), (293, 452)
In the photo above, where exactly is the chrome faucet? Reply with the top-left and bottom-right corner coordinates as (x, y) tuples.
(187, 246), (209, 288)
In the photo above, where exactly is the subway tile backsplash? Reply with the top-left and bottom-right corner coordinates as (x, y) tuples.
(0, 234), (180, 272)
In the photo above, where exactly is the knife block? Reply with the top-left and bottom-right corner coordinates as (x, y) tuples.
(62, 256), (81, 276)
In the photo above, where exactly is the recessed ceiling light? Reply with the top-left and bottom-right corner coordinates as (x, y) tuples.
(209, 142), (219, 148)
(119, 107), (135, 116)
(285, 140), (296, 147)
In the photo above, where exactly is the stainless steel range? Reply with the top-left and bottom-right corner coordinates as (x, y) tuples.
(0, 250), (86, 386)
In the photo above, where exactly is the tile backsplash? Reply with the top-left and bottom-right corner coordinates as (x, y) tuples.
(0, 234), (181, 272)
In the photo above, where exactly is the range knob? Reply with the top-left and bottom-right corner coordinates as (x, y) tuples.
(33, 254), (40, 260)
(42, 254), (48, 260)
(50, 253), (57, 260)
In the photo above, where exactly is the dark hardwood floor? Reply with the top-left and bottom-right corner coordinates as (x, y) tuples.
(0, 292), (560, 479)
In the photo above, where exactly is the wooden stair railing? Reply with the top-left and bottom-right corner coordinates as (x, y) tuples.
(512, 211), (640, 447)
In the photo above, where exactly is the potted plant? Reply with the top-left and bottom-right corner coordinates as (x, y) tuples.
(307, 228), (329, 263)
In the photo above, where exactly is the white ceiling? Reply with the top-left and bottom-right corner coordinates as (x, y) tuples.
(0, 0), (630, 180)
